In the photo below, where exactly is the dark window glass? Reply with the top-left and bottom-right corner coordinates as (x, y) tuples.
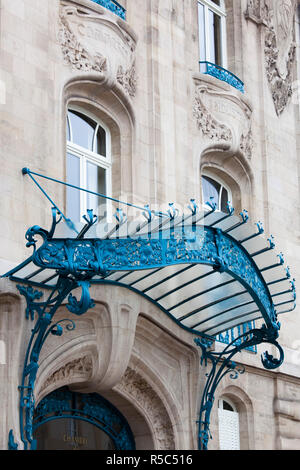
(208, 10), (222, 66)
(220, 187), (229, 212)
(96, 125), (107, 157)
(223, 401), (234, 412)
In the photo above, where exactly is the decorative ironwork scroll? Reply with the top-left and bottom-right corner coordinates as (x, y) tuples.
(90, 0), (126, 20)
(11, 275), (95, 450)
(33, 388), (135, 450)
(199, 61), (245, 93)
(195, 324), (284, 450)
(25, 222), (280, 333)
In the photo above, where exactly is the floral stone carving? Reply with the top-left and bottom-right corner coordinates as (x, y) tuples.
(58, 3), (137, 97)
(245, 0), (296, 116)
(193, 87), (233, 142)
(58, 8), (107, 72)
(40, 355), (93, 392)
(116, 367), (176, 450)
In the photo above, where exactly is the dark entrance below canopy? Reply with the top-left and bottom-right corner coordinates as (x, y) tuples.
(33, 387), (136, 450)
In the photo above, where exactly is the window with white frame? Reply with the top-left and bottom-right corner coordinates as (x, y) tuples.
(218, 398), (240, 450)
(201, 173), (231, 212)
(198, 0), (227, 69)
(66, 108), (112, 222)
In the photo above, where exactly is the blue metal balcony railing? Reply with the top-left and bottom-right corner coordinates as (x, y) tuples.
(90, 0), (126, 20)
(200, 61), (245, 93)
(216, 321), (257, 353)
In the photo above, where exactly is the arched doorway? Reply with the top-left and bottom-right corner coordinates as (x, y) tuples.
(33, 387), (136, 450)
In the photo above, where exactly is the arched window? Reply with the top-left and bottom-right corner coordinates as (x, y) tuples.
(198, 0), (227, 69)
(66, 107), (112, 222)
(201, 172), (231, 212)
(218, 398), (240, 450)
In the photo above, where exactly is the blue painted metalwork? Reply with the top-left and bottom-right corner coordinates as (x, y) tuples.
(14, 276), (94, 450)
(8, 430), (18, 450)
(90, 0), (126, 20)
(200, 61), (245, 93)
(5, 168), (296, 451)
(195, 324), (284, 450)
(24, 221), (280, 333)
(33, 388), (135, 450)
(216, 321), (257, 353)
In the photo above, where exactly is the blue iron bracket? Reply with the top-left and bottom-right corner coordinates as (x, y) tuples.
(195, 325), (284, 450)
(11, 275), (95, 450)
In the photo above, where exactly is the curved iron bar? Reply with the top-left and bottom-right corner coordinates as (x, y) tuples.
(194, 325), (284, 450)
(14, 277), (94, 450)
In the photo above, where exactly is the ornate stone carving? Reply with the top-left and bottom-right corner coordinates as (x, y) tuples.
(245, 0), (271, 24)
(40, 355), (93, 392)
(193, 81), (254, 157)
(58, 3), (137, 96)
(240, 127), (253, 160)
(116, 367), (175, 450)
(58, 9), (107, 72)
(117, 62), (137, 97)
(264, 0), (296, 116)
(245, 0), (296, 116)
(193, 87), (233, 142)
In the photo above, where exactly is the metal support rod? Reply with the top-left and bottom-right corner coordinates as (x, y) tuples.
(195, 324), (284, 450)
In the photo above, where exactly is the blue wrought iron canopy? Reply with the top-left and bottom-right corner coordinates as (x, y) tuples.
(3, 169), (296, 340)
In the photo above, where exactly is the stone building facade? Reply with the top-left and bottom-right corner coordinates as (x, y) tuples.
(0, 0), (300, 451)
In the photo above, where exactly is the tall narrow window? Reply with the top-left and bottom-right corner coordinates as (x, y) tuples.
(66, 108), (111, 222)
(201, 173), (231, 212)
(218, 398), (240, 450)
(198, 0), (227, 70)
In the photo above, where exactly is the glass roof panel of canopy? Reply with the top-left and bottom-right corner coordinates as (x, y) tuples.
(2, 168), (296, 339)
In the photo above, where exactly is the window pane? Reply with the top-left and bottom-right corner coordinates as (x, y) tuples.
(211, 0), (220, 5)
(198, 2), (206, 63)
(68, 110), (96, 151)
(208, 10), (222, 66)
(96, 126), (106, 157)
(86, 161), (107, 217)
(202, 175), (221, 209)
(66, 115), (71, 142)
(66, 153), (81, 222)
(221, 187), (229, 212)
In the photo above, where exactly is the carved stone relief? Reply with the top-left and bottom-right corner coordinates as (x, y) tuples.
(193, 81), (253, 158)
(193, 87), (233, 143)
(116, 62), (137, 98)
(58, 2), (137, 97)
(58, 8), (107, 72)
(39, 355), (93, 393)
(245, 0), (296, 116)
(115, 367), (176, 450)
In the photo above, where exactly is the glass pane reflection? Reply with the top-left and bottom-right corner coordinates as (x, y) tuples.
(68, 110), (96, 151)
(35, 418), (116, 450)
